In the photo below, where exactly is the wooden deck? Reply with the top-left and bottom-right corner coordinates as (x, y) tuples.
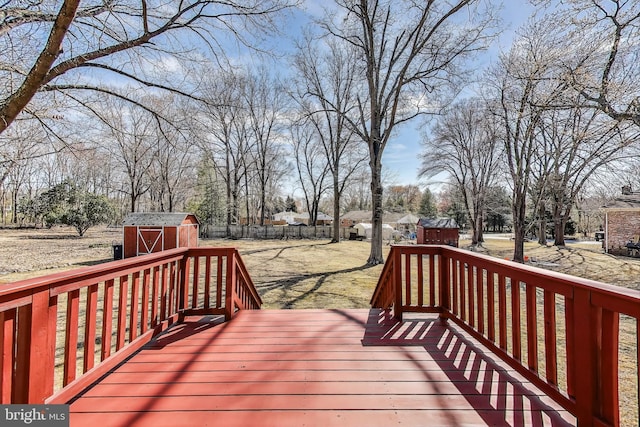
(68, 309), (575, 427)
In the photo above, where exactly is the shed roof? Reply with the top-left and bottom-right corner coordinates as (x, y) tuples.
(123, 212), (199, 226)
(417, 217), (459, 229)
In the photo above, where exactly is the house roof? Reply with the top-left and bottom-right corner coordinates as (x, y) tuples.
(417, 217), (459, 229)
(341, 210), (372, 221)
(603, 195), (640, 210)
(273, 211), (333, 222)
(341, 211), (417, 223)
(397, 213), (420, 224)
(123, 212), (198, 226)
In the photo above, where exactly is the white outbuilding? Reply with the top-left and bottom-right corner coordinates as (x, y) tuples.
(353, 223), (394, 240)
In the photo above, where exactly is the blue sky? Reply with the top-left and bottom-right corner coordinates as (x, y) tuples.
(383, 0), (536, 188)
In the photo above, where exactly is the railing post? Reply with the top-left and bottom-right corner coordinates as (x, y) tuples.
(572, 287), (595, 427)
(438, 249), (450, 322)
(225, 249), (237, 321)
(18, 290), (57, 404)
(393, 247), (403, 321)
(598, 308), (620, 426)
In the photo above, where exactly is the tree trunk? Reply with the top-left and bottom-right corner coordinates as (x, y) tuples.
(512, 192), (526, 263)
(367, 159), (384, 265)
(331, 174), (341, 243)
(554, 216), (566, 246)
(538, 203), (547, 246)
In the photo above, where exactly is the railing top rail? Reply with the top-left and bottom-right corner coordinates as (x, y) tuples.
(0, 246), (242, 298)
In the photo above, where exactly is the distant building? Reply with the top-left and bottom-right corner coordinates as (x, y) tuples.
(416, 218), (459, 247)
(602, 188), (640, 255)
(271, 211), (333, 226)
(122, 212), (199, 258)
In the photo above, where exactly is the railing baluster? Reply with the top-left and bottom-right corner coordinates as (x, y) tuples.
(160, 264), (168, 321)
(468, 264), (475, 328)
(525, 283), (538, 373)
(84, 284), (98, 373)
(452, 260), (459, 317)
(487, 271), (495, 342)
(141, 269), (150, 334)
(477, 267), (484, 335)
(543, 289), (557, 386)
(511, 278), (522, 361)
(101, 279), (114, 361)
(116, 275), (128, 351)
(405, 251), (411, 307)
(151, 267), (159, 327)
(498, 274), (507, 350)
(417, 254), (424, 307)
(129, 272), (140, 342)
(429, 254), (436, 306)
(565, 295), (575, 399)
(460, 263), (466, 322)
(204, 255), (211, 309)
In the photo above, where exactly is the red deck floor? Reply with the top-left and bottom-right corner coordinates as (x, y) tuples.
(68, 309), (576, 426)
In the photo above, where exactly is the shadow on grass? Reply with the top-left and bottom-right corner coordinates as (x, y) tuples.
(254, 263), (375, 309)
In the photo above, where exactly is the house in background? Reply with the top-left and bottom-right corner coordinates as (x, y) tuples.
(340, 210), (418, 230)
(602, 186), (640, 255)
(340, 210), (372, 227)
(271, 211), (333, 226)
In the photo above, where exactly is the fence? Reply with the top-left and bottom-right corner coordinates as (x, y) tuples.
(203, 225), (355, 240)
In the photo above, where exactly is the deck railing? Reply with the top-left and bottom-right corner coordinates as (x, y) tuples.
(371, 244), (640, 427)
(0, 247), (261, 405)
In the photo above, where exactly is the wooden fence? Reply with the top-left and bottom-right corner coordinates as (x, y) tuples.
(203, 225), (354, 240)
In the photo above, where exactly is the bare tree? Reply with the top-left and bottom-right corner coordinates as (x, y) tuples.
(538, 0), (640, 126)
(323, 0), (496, 264)
(289, 119), (330, 225)
(149, 104), (196, 212)
(419, 98), (502, 247)
(0, 0), (299, 135)
(292, 36), (367, 241)
(101, 100), (157, 213)
(244, 69), (289, 225)
(486, 20), (568, 262)
(534, 101), (636, 245)
(197, 69), (252, 227)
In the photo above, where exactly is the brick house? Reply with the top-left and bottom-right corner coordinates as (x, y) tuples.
(603, 187), (640, 255)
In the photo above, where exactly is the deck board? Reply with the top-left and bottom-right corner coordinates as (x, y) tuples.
(69, 309), (576, 426)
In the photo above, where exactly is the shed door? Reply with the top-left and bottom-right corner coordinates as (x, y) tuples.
(137, 227), (164, 255)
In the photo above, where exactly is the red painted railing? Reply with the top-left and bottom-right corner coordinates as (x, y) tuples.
(0, 247), (260, 405)
(371, 245), (640, 427)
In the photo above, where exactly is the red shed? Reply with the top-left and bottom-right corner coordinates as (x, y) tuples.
(122, 212), (199, 258)
(416, 217), (459, 247)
